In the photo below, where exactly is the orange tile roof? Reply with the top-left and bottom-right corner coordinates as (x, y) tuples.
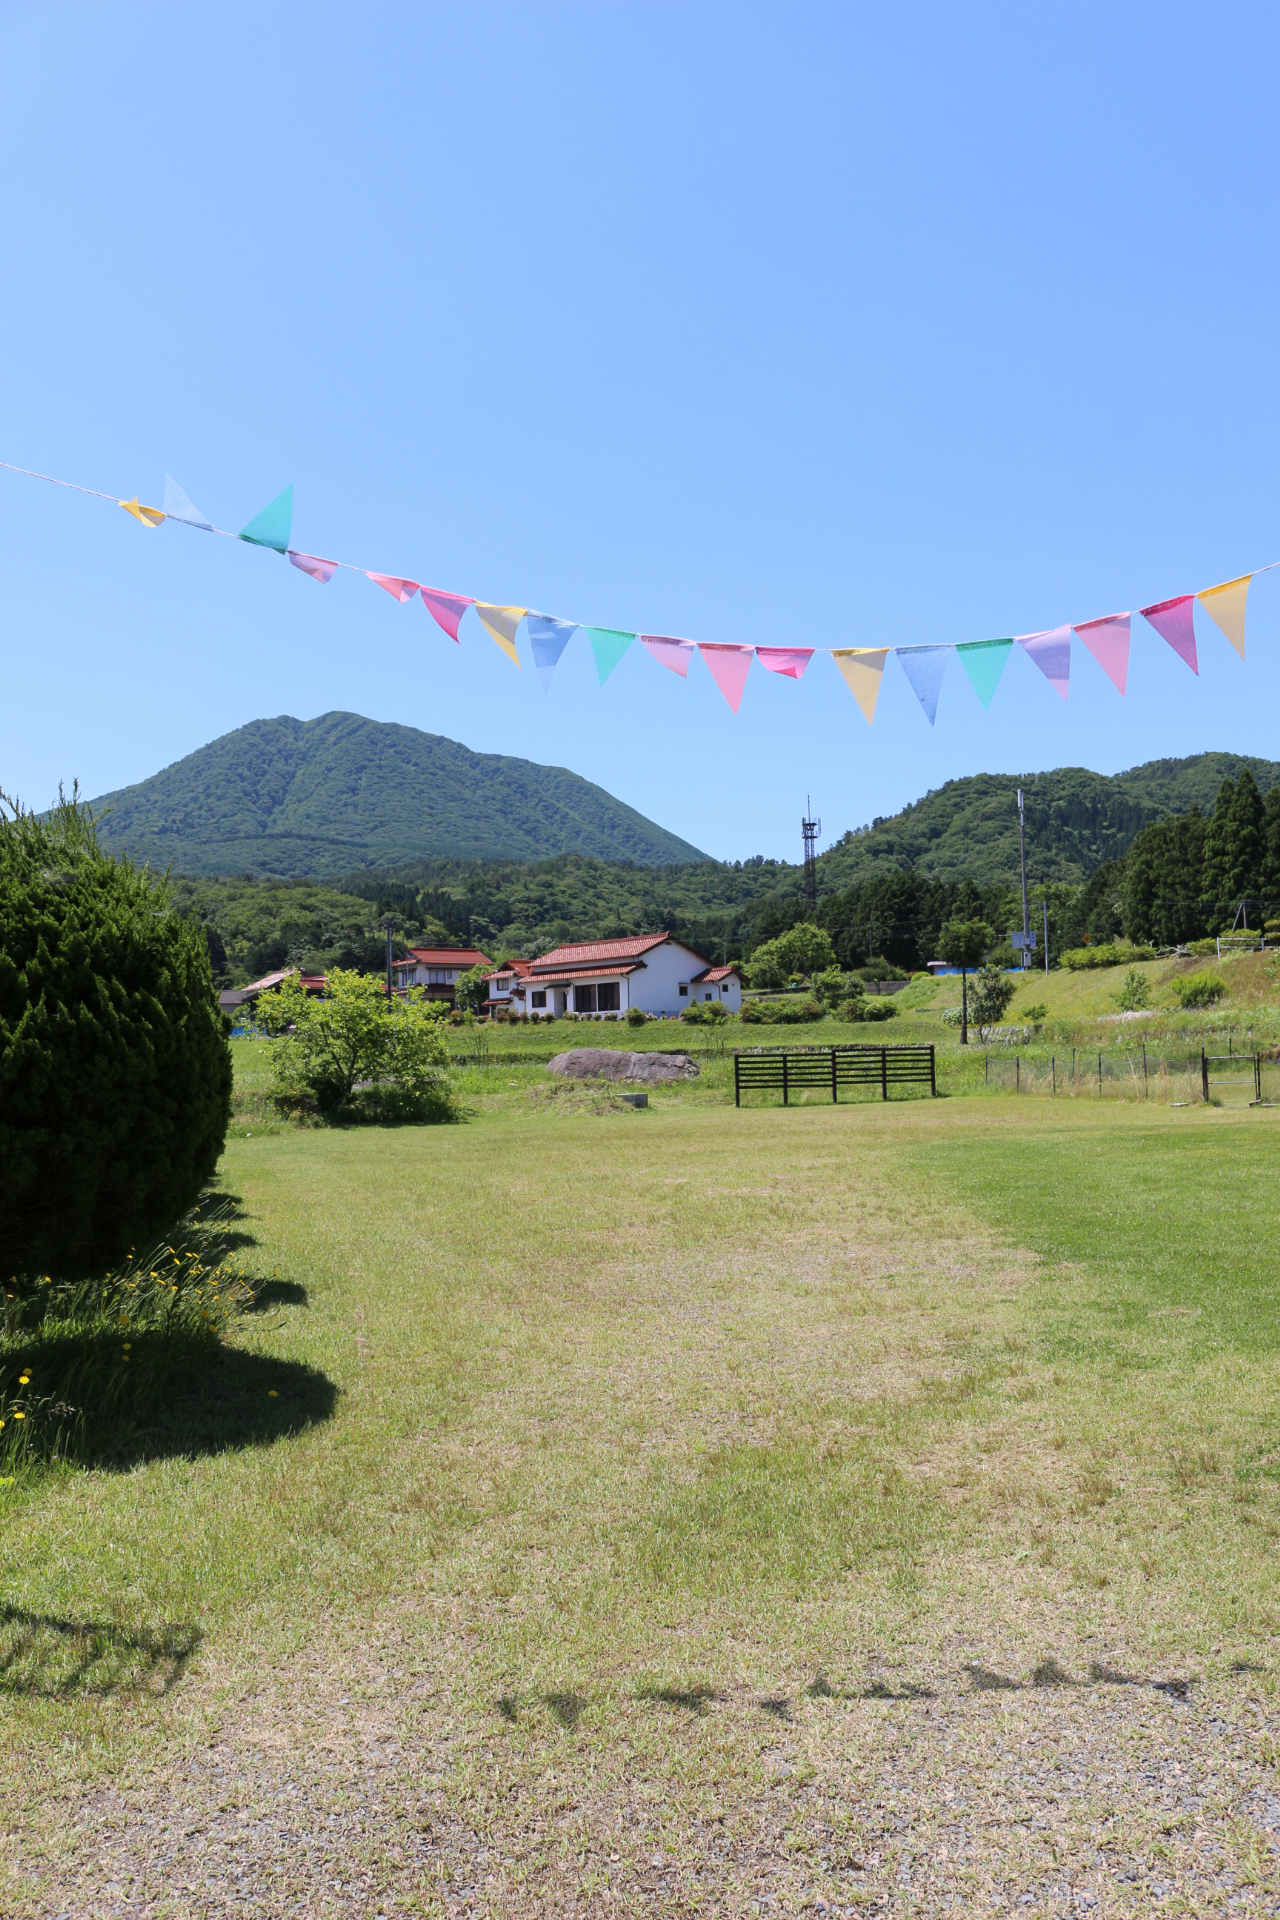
(521, 964), (643, 986)
(696, 964), (741, 983)
(530, 933), (672, 973)
(392, 946), (492, 969)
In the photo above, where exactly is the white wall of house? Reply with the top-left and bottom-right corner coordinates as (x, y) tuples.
(515, 941), (741, 1018)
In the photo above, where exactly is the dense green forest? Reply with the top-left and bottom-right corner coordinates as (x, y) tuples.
(168, 752), (1280, 985)
(89, 712), (706, 876)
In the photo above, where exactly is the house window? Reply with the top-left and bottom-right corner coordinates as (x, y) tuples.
(704, 991), (712, 1001)
(574, 983), (597, 1013)
(678, 983), (688, 996)
(597, 982), (620, 1012)
(531, 990), (546, 1009)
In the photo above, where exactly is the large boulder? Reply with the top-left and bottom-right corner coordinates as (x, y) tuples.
(547, 1048), (700, 1083)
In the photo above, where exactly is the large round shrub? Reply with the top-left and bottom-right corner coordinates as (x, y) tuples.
(0, 793), (232, 1284)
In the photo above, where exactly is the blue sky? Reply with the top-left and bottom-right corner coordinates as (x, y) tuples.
(1, 3), (1276, 864)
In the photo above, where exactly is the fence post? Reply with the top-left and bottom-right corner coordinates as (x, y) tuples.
(1143, 1042), (1148, 1099)
(831, 1045), (838, 1105)
(985, 1053), (989, 1086)
(734, 1052), (741, 1108)
(1098, 1053), (1102, 1097)
(929, 1044), (936, 1097)
(880, 1047), (888, 1101)
(1256, 1052), (1262, 1102)
(782, 1053), (789, 1106)
(1052, 1056), (1056, 1097)
(1201, 1048), (1209, 1103)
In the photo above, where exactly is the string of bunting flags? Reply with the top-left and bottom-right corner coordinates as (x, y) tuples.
(3, 457), (1273, 725)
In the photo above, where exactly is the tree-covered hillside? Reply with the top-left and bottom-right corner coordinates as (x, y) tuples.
(817, 754), (1280, 892)
(88, 713), (707, 876)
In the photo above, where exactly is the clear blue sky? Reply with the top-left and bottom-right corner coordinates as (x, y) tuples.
(2, 4), (1276, 864)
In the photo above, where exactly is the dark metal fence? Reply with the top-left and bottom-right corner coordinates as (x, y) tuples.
(734, 1044), (936, 1106)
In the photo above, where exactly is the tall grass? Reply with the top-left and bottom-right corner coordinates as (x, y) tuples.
(0, 1196), (252, 1473)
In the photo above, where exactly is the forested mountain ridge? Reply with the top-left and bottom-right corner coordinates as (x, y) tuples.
(815, 754), (1280, 892)
(87, 712), (707, 875)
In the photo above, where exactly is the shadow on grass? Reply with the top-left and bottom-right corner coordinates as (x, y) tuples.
(246, 1279), (309, 1311)
(0, 1605), (201, 1697)
(637, 1684), (719, 1715)
(4, 1329), (337, 1472)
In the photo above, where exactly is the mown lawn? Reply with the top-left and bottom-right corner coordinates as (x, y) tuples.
(4, 1069), (1280, 1915)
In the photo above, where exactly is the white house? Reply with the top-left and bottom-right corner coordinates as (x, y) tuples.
(390, 944), (492, 1006)
(512, 933), (742, 1018)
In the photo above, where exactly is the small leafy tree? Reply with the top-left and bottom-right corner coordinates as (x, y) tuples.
(812, 966), (852, 1009)
(0, 789), (231, 1288)
(936, 918), (994, 1045)
(1114, 967), (1151, 1012)
(968, 964), (1017, 1031)
(454, 962), (493, 1015)
(268, 970), (452, 1117)
(746, 923), (837, 988)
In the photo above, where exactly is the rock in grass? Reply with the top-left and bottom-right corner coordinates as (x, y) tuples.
(547, 1048), (699, 1083)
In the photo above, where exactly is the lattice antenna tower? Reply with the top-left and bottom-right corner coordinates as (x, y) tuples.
(802, 797), (821, 915)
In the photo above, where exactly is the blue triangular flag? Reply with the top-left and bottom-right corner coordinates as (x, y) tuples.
(895, 645), (950, 726)
(526, 614), (577, 694)
(163, 474), (213, 530)
(239, 484), (293, 553)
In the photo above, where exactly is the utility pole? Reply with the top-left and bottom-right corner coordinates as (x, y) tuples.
(1017, 788), (1030, 970)
(802, 797), (821, 916)
(381, 915), (397, 1004)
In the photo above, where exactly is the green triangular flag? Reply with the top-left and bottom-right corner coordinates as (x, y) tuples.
(238, 484), (293, 553)
(587, 627), (636, 685)
(956, 636), (1013, 709)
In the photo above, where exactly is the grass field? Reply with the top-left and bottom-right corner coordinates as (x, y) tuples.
(5, 1051), (1280, 1915)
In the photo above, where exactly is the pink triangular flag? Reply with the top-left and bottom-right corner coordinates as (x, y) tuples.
(1015, 625), (1071, 700)
(755, 647), (813, 679)
(1140, 594), (1198, 674)
(698, 642), (753, 713)
(288, 550), (339, 585)
(421, 587), (474, 642)
(367, 573), (419, 603)
(1073, 612), (1130, 696)
(640, 634), (695, 678)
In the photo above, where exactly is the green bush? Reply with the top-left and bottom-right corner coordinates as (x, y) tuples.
(1114, 968), (1151, 1012)
(745, 924), (836, 988)
(625, 1005), (647, 1026)
(1171, 970), (1227, 1010)
(1060, 943), (1156, 970)
(969, 964), (1017, 1027)
(812, 966), (852, 1008)
(739, 999), (770, 1024)
(0, 791), (231, 1291)
(1016, 1002), (1048, 1023)
(837, 996), (897, 1023)
(679, 1001), (707, 1024)
(268, 970), (454, 1118)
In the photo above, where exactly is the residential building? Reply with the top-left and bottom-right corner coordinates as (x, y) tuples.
(391, 945), (492, 1006)
(484, 958), (534, 1014)
(512, 934), (743, 1018)
(217, 967), (326, 1019)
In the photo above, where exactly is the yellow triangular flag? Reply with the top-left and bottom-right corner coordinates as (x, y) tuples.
(832, 648), (889, 725)
(119, 497), (165, 529)
(1197, 574), (1250, 659)
(474, 602), (526, 667)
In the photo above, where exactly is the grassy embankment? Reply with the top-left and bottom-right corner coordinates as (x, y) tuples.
(4, 1030), (1280, 1912)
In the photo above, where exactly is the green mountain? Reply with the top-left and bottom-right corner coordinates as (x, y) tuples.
(87, 713), (708, 877)
(815, 754), (1280, 893)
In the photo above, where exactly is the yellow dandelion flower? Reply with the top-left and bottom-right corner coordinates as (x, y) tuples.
(18, 1375), (30, 1386)
(268, 1390), (277, 1397)
(13, 1412), (25, 1421)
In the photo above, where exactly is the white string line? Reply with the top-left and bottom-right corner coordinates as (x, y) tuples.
(1, 457), (1274, 650)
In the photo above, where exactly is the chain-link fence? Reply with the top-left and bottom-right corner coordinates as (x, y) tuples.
(984, 1048), (1278, 1106)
